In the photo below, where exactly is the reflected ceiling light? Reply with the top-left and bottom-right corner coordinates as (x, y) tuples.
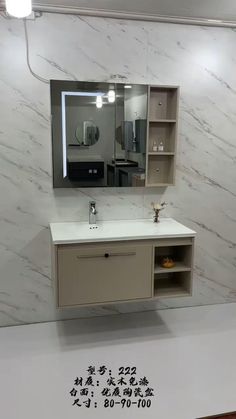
(96, 96), (103, 109)
(108, 90), (116, 103)
(124, 85), (132, 89)
(6, 0), (32, 18)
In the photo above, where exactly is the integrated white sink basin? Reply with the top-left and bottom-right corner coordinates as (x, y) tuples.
(50, 218), (196, 245)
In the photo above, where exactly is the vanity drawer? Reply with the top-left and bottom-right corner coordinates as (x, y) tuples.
(57, 243), (153, 307)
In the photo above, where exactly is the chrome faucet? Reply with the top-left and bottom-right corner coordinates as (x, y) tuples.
(89, 201), (97, 225)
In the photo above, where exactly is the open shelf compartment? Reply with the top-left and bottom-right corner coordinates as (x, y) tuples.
(148, 121), (176, 153)
(154, 244), (192, 270)
(154, 271), (191, 297)
(149, 87), (178, 121)
(147, 154), (175, 185)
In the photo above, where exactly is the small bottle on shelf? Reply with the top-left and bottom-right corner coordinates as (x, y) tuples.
(158, 140), (164, 152)
(152, 141), (158, 152)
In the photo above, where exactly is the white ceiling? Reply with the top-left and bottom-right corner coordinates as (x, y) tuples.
(1, 0), (236, 24)
(32, 0), (236, 21)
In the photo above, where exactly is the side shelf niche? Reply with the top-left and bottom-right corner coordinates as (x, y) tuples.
(153, 238), (194, 298)
(146, 86), (179, 187)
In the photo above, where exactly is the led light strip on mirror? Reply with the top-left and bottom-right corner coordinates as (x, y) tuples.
(61, 91), (106, 178)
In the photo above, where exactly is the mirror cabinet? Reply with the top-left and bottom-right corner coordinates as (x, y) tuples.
(50, 80), (179, 188)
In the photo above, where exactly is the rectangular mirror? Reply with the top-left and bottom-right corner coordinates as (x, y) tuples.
(50, 80), (148, 187)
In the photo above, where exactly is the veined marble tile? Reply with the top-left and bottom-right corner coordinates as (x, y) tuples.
(0, 13), (236, 326)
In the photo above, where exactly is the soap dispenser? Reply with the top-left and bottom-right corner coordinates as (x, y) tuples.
(152, 141), (158, 152)
(158, 140), (164, 152)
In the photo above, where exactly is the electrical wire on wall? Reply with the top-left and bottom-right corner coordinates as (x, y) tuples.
(23, 19), (49, 84)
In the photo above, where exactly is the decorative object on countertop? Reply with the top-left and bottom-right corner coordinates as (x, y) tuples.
(161, 257), (175, 268)
(151, 201), (167, 223)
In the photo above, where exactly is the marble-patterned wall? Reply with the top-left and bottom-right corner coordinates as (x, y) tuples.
(0, 12), (236, 327)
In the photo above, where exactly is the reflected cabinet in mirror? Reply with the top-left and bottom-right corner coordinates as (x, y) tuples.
(50, 80), (179, 188)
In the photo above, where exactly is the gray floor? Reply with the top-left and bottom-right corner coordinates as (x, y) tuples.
(1, 303), (236, 418)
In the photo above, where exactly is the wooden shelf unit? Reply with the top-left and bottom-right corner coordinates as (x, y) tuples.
(146, 86), (179, 187)
(153, 238), (194, 298)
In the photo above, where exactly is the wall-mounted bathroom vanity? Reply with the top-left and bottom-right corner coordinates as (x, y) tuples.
(50, 80), (179, 188)
(50, 219), (195, 308)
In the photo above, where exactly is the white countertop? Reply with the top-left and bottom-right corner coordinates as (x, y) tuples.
(50, 218), (196, 245)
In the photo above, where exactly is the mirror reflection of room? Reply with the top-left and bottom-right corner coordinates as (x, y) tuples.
(110, 84), (147, 187)
(65, 84), (116, 187)
(50, 80), (148, 188)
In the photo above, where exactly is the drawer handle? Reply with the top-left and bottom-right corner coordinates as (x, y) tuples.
(107, 252), (136, 257)
(76, 252), (136, 259)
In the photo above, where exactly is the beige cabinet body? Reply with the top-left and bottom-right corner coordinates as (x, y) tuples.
(52, 236), (195, 308)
